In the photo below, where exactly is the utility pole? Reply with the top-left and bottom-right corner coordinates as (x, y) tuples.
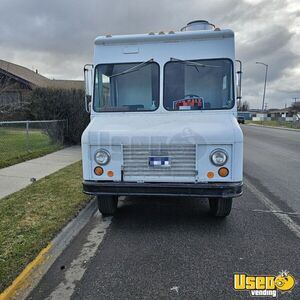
(256, 62), (268, 111)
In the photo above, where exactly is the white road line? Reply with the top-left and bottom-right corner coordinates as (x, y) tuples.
(250, 209), (300, 216)
(233, 207), (300, 216)
(244, 178), (300, 239)
(46, 213), (112, 300)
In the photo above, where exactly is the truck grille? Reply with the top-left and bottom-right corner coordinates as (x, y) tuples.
(123, 145), (196, 178)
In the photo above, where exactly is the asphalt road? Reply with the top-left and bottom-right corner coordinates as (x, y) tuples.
(243, 125), (300, 213)
(28, 125), (300, 300)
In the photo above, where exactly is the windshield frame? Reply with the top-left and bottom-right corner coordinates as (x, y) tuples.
(93, 61), (160, 113)
(163, 58), (235, 111)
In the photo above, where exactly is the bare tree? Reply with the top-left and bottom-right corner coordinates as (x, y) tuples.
(0, 73), (29, 116)
(288, 101), (300, 121)
(291, 101), (300, 113)
(238, 100), (250, 111)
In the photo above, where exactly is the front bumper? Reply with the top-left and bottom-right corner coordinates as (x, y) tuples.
(83, 181), (243, 198)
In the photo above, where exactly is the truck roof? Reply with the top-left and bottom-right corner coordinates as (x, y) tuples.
(94, 29), (234, 46)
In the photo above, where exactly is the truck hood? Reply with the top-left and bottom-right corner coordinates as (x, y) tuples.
(82, 112), (243, 145)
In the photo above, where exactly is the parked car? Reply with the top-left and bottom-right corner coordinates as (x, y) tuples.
(237, 116), (245, 124)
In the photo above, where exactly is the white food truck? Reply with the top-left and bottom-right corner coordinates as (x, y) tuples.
(82, 20), (243, 217)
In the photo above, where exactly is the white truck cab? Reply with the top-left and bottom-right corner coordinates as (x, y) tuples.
(82, 20), (243, 217)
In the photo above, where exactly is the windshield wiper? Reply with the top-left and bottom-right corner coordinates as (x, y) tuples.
(170, 57), (220, 70)
(109, 58), (154, 78)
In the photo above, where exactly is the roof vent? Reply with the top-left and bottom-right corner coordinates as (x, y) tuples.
(181, 20), (215, 31)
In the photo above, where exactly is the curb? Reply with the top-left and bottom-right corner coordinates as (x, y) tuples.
(0, 198), (97, 300)
(246, 123), (300, 132)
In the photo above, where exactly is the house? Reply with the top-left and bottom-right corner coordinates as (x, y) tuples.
(250, 108), (296, 121)
(0, 59), (84, 107)
(237, 111), (252, 120)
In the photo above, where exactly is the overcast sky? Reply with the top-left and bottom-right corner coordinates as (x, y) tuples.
(0, 0), (299, 108)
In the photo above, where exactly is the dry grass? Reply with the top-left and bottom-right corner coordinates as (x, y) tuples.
(247, 120), (300, 130)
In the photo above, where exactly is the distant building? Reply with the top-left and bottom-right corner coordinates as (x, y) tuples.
(237, 111), (252, 120)
(0, 59), (84, 107)
(249, 108), (296, 121)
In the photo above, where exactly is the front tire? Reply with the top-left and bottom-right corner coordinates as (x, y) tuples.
(97, 195), (118, 216)
(209, 197), (232, 217)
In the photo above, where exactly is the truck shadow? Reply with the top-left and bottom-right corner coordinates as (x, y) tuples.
(119, 195), (209, 215)
(109, 196), (234, 232)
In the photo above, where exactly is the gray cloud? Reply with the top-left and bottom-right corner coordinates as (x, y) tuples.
(239, 26), (294, 61)
(0, 0), (299, 108)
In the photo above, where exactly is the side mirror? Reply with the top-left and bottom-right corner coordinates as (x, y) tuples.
(235, 60), (242, 108)
(84, 64), (93, 113)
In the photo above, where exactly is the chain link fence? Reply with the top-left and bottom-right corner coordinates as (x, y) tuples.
(0, 120), (67, 168)
(267, 120), (300, 129)
(276, 119), (300, 129)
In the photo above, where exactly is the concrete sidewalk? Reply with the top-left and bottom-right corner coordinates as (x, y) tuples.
(0, 146), (81, 199)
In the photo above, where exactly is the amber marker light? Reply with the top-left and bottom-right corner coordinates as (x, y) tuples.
(107, 170), (114, 177)
(218, 167), (229, 177)
(94, 166), (104, 176)
(207, 171), (214, 178)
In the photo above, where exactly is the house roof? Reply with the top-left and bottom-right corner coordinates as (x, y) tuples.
(0, 59), (83, 90)
(268, 108), (289, 113)
(0, 59), (50, 88)
(50, 79), (84, 90)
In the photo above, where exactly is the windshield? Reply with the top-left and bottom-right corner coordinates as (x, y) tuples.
(93, 62), (159, 112)
(164, 59), (234, 111)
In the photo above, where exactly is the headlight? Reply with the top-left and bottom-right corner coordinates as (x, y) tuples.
(95, 149), (110, 165)
(210, 149), (228, 166)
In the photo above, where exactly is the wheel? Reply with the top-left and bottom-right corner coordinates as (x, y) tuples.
(209, 197), (232, 217)
(97, 195), (118, 216)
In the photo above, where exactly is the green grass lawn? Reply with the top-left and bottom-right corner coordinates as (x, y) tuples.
(0, 128), (63, 169)
(247, 120), (300, 130)
(0, 161), (90, 292)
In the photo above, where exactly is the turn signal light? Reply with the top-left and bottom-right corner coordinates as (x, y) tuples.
(218, 167), (229, 177)
(207, 171), (214, 178)
(94, 166), (104, 176)
(107, 170), (114, 177)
